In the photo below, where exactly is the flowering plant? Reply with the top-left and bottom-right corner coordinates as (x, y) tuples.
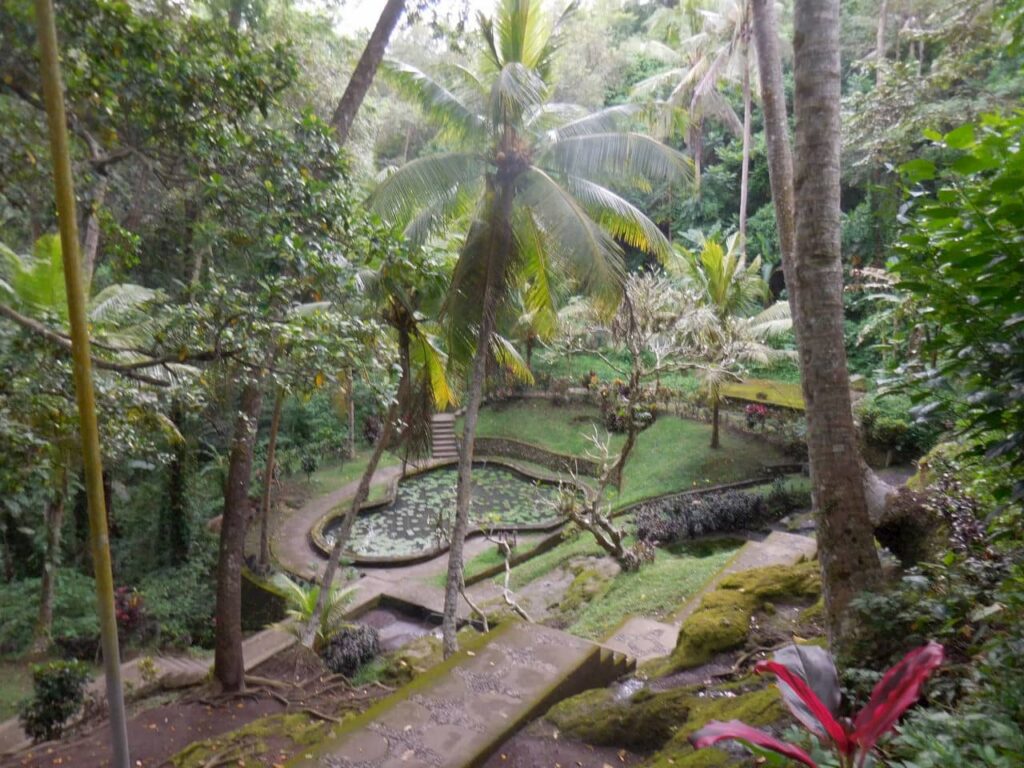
(691, 641), (944, 767)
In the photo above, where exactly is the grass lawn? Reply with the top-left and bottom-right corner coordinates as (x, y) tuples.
(467, 399), (625, 457)
(0, 660), (32, 719)
(721, 377), (805, 410)
(533, 350), (702, 393)
(569, 539), (741, 640)
(504, 532), (607, 591)
(305, 448), (400, 502)
(467, 400), (788, 509)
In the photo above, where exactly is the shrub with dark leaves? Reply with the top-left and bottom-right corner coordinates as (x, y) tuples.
(19, 660), (91, 742)
(636, 490), (778, 543)
(321, 624), (380, 677)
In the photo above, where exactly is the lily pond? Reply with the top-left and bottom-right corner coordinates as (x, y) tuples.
(323, 463), (565, 559)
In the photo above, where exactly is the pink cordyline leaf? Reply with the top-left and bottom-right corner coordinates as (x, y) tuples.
(756, 660), (852, 754)
(852, 641), (945, 757)
(690, 719), (819, 767)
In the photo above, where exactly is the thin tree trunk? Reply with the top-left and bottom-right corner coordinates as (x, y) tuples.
(875, 0), (889, 86)
(81, 176), (107, 293)
(214, 382), (263, 692)
(165, 400), (191, 566)
(228, 0), (243, 31)
(751, 0), (797, 289)
(738, 35), (753, 251)
(710, 394), (721, 449)
(302, 401), (398, 648)
(258, 387), (285, 569)
(792, 0), (881, 648)
(330, 0), (407, 145)
(33, 465), (67, 654)
(304, 327), (412, 647)
(33, 0), (130, 758)
(347, 370), (356, 459)
(441, 189), (513, 658)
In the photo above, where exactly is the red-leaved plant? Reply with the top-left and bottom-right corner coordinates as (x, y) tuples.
(690, 641), (944, 767)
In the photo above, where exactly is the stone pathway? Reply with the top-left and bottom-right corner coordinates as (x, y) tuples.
(0, 626), (294, 757)
(602, 530), (817, 663)
(287, 621), (632, 768)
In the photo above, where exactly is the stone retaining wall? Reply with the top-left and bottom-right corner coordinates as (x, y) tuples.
(473, 436), (602, 477)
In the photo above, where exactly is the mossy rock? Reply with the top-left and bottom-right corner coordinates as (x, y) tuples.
(546, 685), (694, 751)
(643, 685), (786, 767)
(558, 564), (615, 620)
(656, 562), (822, 676)
(717, 561), (820, 600)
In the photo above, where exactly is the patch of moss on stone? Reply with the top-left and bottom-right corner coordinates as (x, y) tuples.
(643, 684), (787, 768)
(799, 597), (824, 623)
(546, 686), (693, 750)
(559, 565), (614, 620)
(658, 562), (822, 676)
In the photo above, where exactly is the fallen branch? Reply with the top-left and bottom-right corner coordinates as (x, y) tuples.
(459, 583), (489, 633)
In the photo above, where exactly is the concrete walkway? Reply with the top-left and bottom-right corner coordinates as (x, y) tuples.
(288, 621), (632, 768)
(0, 626), (294, 758)
(603, 530), (817, 663)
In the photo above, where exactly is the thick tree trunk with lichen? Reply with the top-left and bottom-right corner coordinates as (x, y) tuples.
(214, 382), (262, 692)
(33, 466), (67, 654)
(792, 0), (882, 649)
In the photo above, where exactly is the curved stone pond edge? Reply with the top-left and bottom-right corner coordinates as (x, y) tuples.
(308, 457), (585, 567)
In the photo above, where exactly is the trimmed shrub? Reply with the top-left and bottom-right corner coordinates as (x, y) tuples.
(636, 490), (780, 543)
(321, 624), (380, 677)
(19, 660), (91, 742)
(858, 394), (941, 462)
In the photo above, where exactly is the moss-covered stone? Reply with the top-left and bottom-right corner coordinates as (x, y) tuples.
(643, 685), (786, 767)
(546, 686), (693, 750)
(558, 564), (615, 620)
(546, 676), (788, 767)
(657, 562), (822, 676)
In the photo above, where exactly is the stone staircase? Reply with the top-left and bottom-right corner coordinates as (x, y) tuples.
(431, 413), (459, 460)
(288, 621), (634, 768)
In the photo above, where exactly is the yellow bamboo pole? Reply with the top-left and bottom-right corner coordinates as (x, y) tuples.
(33, 0), (131, 764)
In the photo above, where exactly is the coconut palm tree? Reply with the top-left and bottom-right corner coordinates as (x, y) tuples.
(370, 0), (691, 655)
(671, 231), (792, 448)
(634, 0), (757, 245)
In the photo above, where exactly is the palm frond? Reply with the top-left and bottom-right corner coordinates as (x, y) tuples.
(89, 284), (158, 325)
(489, 62), (546, 128)
(410, 329), (459, 409)
(490, 332), (534, 384)
(566, 176), (674, 264)
(516, 167), (625, 310)
(368, 152), (484, 231)
(381, 60), (486, 143)
(551, 104), (642, 140)
(543, 132), (693, 192)
(402, 176), (483, 246)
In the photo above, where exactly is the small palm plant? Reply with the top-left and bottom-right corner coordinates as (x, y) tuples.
(670, 231), (793, 448)
(272, 573), (354, 652)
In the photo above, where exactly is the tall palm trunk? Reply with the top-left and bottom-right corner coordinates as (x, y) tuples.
(792, 0), (881, 648)
(257, 387), (285, 569)
(33, 463), (67, 654)
(751, 0), (796, 275)
(214, 382), (263, 692)
(738, 33), (753, 251)
(441, 185), (513, 657)
(330, 0), (407, 144)
(876, 0), (889, 86)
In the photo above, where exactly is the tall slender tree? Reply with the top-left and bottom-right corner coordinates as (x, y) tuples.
(791, 0), (881, 645)
(371, 0), (690, 656)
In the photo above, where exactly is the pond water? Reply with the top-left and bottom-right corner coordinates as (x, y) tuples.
(323, 463), (565, 559)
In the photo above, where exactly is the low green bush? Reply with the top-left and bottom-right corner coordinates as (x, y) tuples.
(0, 570), (99, 656)
(635, 489), (783, 543)
(19, 660), (90, 742)
(138, 536), (217, 648)
(859, 393), (941, 462)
